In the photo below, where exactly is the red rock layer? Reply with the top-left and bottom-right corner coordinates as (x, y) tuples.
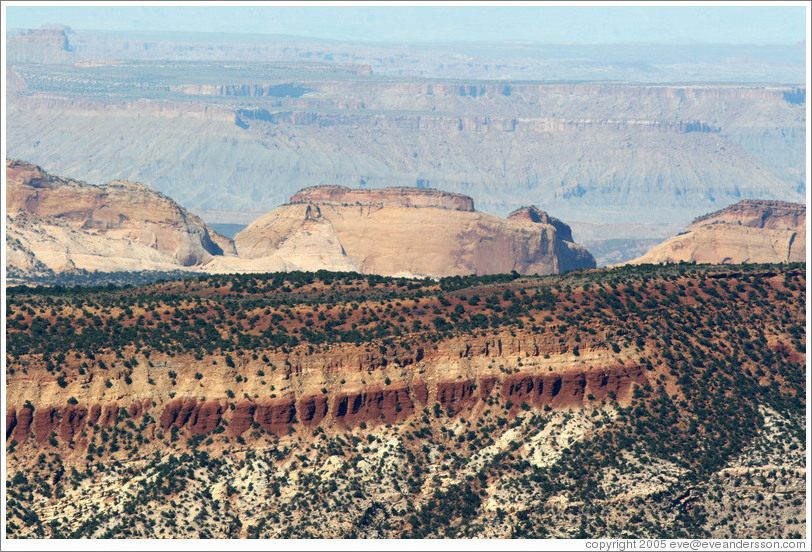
(6, 409), (17, 439)
(333, 384), (415, 425)
(10, 406), (33, 443)
(32, 407), (57, 443)
(503, 364), (647, 408)
(254, 397), (297, 435)
(7, 366), (648, 448)
(88, 404), (101, 425)
(59, 405), (88, 442)
(435, 380), (478, 416)
(298, 394), (329, 427)
(412, 379), (429, 405)
(229, 401), (257, 436)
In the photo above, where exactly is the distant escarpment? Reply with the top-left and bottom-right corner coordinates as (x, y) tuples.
(629, 199), (805, 265)
(219, 186), (595, 277)
(6, 160), (236, 277)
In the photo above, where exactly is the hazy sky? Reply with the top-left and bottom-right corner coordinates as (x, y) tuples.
(4, 3), (808, 45)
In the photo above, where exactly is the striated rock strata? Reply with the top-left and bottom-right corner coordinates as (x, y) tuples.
(5, 364), (646, 447)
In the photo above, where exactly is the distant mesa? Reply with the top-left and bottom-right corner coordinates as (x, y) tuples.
(628, 199), (806, 265)
(221, 185), (596, 278)
(6, 25), (75, 64)
(508, 205), (574, 242)
(6, 162), (595, 281)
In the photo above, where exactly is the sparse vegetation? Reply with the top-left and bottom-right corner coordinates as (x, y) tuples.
(5, 263), (806, 539)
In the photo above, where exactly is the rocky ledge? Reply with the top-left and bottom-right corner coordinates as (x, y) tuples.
(289, 185), (476, 212)
(691, 199), (806, 231)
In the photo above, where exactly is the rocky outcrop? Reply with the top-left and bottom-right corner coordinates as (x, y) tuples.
(508, 206), (574, 241)
(32, 407), (57, 444)
(629, 200), (805, 265)
(436, 380), (478, 416)
(229, 401), (257, 435)
(6, 26), (75, 64)
(503, 364), (647, 409)
(333, 384), (415, 425)
(59, 405), (88, 442)
(6, 159), (236, 277)
(226, 186), (596, 277)
(5, 363), (648, 449)
(160, 398), (199, 430)
(8, 407), (33, 444)
(298, 394), (330, 427)
(254, 397), (297, 435)
(289, 185), (476, 212)
(412, 379), (429, 405)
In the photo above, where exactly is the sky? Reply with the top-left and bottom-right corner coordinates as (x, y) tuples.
(4, 2), (808, 45)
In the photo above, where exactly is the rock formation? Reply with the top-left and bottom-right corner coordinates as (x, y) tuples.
(6, 159), (236, 276)
(221, 186), (595, 277)
(628, 200), (806, 265)
(6, 162), (593, 280)
(4, 365), (647, 446)
(290, 185), (475, 212)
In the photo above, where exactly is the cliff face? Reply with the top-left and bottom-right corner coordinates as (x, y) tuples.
(508, 205), (574, 242)
(6, 26), (75, 64)
(4, 350), (646, 450)
(629, 200), (806, 265)
(6, 160), (236, 275)
(6, 162), (592, 280)
(226, 186), (595, 277)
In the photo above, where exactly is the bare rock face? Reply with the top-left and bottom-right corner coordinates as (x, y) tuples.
(508, 205), (574, 241)
(6, 159), (236, 275)
(229, 186), (595, 277)
(629, 200), (805, 265)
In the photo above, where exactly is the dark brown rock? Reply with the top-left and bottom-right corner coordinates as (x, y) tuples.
(298, 394), (329, 426)
(254, 396), (297, 434)
(59, 404), (87, 442)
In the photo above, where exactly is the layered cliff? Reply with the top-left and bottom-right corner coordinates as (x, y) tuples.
(220, 186), (595, 277)
(5, 363), (647, 448)
(4, 264), (806, 539)
(6, 160), (236, 276)
(629, 200), (806, 265)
